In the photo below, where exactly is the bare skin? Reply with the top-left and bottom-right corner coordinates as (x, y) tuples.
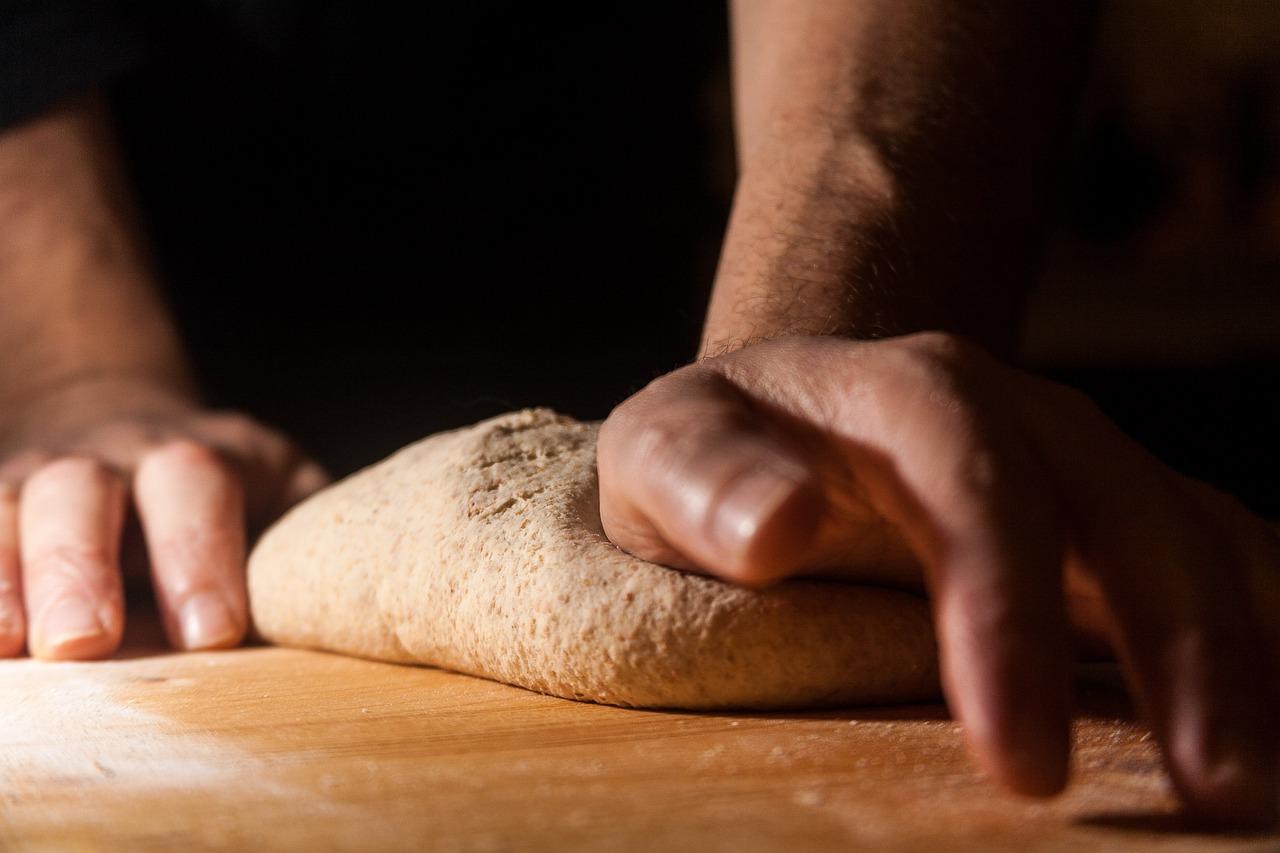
(0, 97), (325, 660)
(597, 0), (1278, 827)
(704, 0), (1095, 357)
(1, 1), (1273, 829)
(598, 335), (1279, 826)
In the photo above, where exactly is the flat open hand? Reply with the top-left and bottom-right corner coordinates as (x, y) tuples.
(598, 333), (1279, 826)
(0, 378), (326, 661)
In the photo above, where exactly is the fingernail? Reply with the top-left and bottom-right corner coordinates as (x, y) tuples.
(40, 594), (105, 650)
(0, 599), (24, 654)
(711, 466), (804, 561)
(178, 592), (239, 650)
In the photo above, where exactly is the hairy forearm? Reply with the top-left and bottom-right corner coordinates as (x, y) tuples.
(704, 0), (1098, 357)
(0, 95), (193, 430)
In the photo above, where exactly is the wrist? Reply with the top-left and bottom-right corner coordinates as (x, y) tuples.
(702, 137), (948, 357)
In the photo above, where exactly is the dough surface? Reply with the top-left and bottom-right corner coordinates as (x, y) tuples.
(248, 409), (939, 709)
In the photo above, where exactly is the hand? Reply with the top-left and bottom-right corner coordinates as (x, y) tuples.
(0, 377), (327, 661)
(598, 333), (1279, 826)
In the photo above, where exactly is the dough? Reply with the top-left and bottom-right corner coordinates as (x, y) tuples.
(247, 409), (939, 710)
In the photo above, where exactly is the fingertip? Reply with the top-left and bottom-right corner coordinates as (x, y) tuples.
(175, 590), (245, 651)
(985, 729), (1071, 798)
(1168, 724), (1280, 828)
(940, 592), (1074, 801)
(30, 594), (122, 661)
(34, 631), (121, 661)
(957, 692), (1071, 799)
(1180, 771), (1278, 830)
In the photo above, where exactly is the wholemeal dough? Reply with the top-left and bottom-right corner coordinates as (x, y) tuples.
(248, 409), (939, 709)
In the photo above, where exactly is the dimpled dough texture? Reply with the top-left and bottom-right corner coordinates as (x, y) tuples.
(248, 409), (940, 709)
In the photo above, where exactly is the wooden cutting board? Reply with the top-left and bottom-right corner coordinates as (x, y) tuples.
(0, 612), (1273, 852)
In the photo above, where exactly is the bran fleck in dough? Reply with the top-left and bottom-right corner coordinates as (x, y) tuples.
(248, 409), (939, 709)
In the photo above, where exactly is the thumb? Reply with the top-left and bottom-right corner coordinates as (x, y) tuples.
(597, 365), (824, 586)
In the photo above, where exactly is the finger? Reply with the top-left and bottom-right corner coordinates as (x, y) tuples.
(283, 459), (330, 508)
(831, 343), (1071, 797)
(603, 335), (1073, 797)
(134, 440), (247, 651)
(0, 483), (26, 656)
(708, 335), (1073, 796)
(598, 366), (825, 585)
(1170, 478), (1280, 821)
(1090, 489), (1272, 826)
(19, 458), (127, 660)
(1181, 479), (1280, 673)
(1018, 382), (1277, 826)
(1, 450), (54, 655)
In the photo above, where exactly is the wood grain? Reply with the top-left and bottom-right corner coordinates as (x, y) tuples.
(0, 617), (1274, 851)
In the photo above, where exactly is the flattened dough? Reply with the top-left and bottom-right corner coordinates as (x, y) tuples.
(248, 409), (939, 709)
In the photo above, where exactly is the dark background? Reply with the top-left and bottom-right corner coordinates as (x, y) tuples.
(112, 4), (729, 475)
(105, 2), (1279, 514)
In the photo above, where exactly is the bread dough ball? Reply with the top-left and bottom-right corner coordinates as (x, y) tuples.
(248, 409), (939, 709)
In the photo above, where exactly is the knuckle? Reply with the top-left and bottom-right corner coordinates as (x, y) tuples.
(1042, 379), (1102, 421)
(631, 419), (689, 471)
(213, 409), (259, 429)
(0, 448), (53, 487)
(141, 438), (229, 474)
(200, 411), (296, 472)
(1184, 477), (1246, 517)
(27, 455), (120, 490)
(900, 330), (985, 370)
(962, 592), (1021, 639)
(602, 367), (708, 444)
(204, 410), (271, 445)
(80, 418), (165, 449)
(953, 445), (1002, 499)
(946, 577), (1043, 644)
(630, 406), (752, 473)
(636, 366), (701, 405)
(909, 412), (1015, 513)
(880, 332), (988, 410)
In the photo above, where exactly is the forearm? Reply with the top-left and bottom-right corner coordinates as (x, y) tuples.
(704, 0), (1097, 357)
(0, 95), (194, 434)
